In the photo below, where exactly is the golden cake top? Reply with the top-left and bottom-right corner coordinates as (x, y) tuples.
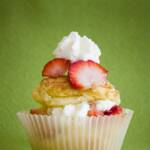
(32, 76), (120, 107)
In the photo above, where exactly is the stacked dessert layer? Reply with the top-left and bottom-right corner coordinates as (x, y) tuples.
(31, 32), (122, 117)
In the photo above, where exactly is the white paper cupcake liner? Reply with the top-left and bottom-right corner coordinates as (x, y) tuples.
(17, 109), (133, 150)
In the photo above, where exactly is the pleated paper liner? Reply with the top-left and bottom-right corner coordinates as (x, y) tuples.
(17, 109), (133, 150)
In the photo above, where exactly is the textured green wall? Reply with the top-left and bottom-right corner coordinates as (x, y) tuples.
(0, 0), (150, 149)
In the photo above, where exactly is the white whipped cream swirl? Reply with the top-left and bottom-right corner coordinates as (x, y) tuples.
(53, 32), (101, 63)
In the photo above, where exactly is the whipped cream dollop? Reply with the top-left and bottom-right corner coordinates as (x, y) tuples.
(50, 102), (90, 117)
(50, 100), (116, 117)
(96, 100), (116, 111)
(53, 32), (101, 63)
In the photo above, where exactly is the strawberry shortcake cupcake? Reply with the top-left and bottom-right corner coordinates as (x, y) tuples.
(17, 32), (133, 150)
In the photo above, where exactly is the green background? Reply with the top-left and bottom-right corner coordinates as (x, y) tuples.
(0, 0), (150, 149)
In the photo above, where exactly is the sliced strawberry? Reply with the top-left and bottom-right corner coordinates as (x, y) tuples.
(88, 110), (104, 117)
(88, 110), (98, 117)
(30, 108), (48, 115)
(110, 105), (123, 115)
(104, 110), (112, 116)
(104, 105), (123, 115)
(42, 58), (70, 77)
(68, 60), (108, 89)
(88, 103), (104, 117)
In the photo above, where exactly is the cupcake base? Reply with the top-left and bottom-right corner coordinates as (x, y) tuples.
(17, 109), (133, 150)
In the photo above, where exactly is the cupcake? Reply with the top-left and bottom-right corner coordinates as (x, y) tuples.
(17, 32), (133, 150)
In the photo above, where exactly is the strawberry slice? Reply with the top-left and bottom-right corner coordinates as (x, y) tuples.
(104, 105), (123, 115)
(42, 58), (70, 77)
(88, 103), (104, 117)
(110, 105), (123, 115)
(88, 110), (104, 117)
(68, 60), (108, 89)
(30, 108), (48, 115)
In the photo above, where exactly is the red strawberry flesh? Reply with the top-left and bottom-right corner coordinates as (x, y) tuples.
(88, 103), (123, 117)
(104, 105), (123, 116)
(69, 60), (108, 89)
(88, 109), (104, 117)
(88, 103), (104, 117)
(110, 105), (123, 115)
(42, 58), (70, 77)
